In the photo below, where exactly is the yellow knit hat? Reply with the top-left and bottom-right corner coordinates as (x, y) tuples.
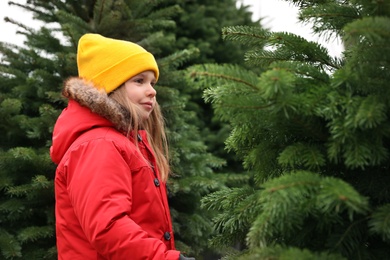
(77, 33), (159, 93)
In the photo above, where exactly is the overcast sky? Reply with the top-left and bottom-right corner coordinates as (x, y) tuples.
(239, 0), (343, 57)
(0, 0), (343, 56)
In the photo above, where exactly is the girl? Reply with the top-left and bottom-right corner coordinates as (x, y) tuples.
(50, 34), (194, 260)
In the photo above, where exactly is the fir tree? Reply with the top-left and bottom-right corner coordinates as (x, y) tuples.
(171, 0), (261, 177)
(172, 0), (257, 65)
(188, 0), (390, 259)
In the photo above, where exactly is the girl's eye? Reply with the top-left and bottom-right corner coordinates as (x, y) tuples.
(135, 78), (143, 84)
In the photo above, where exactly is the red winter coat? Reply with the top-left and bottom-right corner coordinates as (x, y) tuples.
(50, 78), (180, 260)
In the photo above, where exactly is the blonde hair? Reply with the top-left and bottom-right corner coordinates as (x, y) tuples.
(109, 86), (170, 182)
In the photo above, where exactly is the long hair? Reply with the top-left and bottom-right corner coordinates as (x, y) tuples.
(109, 86), (170, 182)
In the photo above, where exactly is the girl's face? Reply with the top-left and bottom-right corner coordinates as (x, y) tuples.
(123, 70), (157, 120)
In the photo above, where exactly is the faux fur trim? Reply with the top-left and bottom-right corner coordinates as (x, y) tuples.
(63, 77), (130, 132)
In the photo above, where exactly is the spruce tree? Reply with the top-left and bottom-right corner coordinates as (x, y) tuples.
(188, 0), (390, 259)
(172, 0), (257, 65)
(171, 0), (260, 176)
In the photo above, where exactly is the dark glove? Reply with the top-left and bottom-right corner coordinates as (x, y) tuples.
(179, 254), (195, 260)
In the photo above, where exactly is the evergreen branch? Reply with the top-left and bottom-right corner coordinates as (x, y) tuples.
(334, 216), (369, 249)
(317, 177), (370, 216)
(299, 3), (360, 36)
(247, 171), (370, 248)
(206, 102), (275, 110)
(3, 17), (36, 36)
(131, 0), (156, 18)
(201, 187), (255, 212)
(369, 204), (390, 241)
(56, 10), (90, 44)
(173, 176), (226, 194)
(6, 184), (35, 198)
(17, 226), (54, 244)
(270, 61), (330, 83)
(8, 147), (35, 161)
(301, 7), (359, 20)
(278, 142), (326, 170)
(270, 32), (335, 69)
(0, 229), (22, 259)
(0, 98), (23, 115)
(148, 4), (181, 21)
(344, 17), (390, 43)
(244, 50), (286, 68)
(237, 244), (347, 260)
(9, 1), (51, 23)
(223, 25), (338, 70)
(31, 175), (52, 189)
(248, 171), (322, 247)
(222, 25), (271, 47)
(353, 95), (387, 129)
(0, 41), (20, 53)
(190, 71), (258, 91)
(94, 0), (109, 25)
(0, 199), (25, 216)
(159, 48), (200, 70)
(265, 180), (318, 193)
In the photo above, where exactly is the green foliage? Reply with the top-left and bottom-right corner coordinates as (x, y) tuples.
(188, 0), (390, 259)
(247, 171), (369, 247)
(202, 186), (258, 248)
(278, 143), (326, 170)
(173, 0), (257, 65)
(369, 204), (390, 241)
(0, 147), (56, 259)
(235, 245), (347, 260)
(0, 229), (22, 259)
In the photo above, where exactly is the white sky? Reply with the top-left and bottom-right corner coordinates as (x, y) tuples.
(0, 0), (42, 46)
(0, 0), (343, 56)
(239, 0), (343, 57)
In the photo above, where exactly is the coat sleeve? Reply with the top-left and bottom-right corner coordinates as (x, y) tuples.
(65, 138), (180, 260)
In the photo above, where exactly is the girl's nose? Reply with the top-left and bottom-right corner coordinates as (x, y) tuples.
(147, 84), (157, 97)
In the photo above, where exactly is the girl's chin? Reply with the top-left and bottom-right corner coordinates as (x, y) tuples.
(141, 112), (151, 120)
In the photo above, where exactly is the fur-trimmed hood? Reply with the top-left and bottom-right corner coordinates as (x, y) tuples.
(62, 77), (131, 131)
(50, 77), (130, 164)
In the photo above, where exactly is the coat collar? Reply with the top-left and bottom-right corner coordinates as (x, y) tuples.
(63, 77), (130, 132)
